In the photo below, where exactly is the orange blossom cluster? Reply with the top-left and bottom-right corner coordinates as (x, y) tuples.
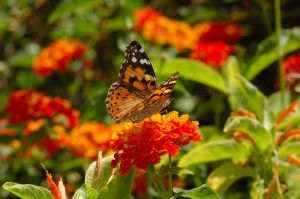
(32, 39), (92, 76)
(110, 111), (202, 175)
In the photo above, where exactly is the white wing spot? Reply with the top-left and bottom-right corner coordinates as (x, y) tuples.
(132, 57), (137, 62)
(140, 58), (150, 65)
(139, 48), (145, 53)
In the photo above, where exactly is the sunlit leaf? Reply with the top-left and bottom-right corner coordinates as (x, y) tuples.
(2, 182), (53, 199)
(278, 141), (300, 156)
(227, 75), (273, 129)
(224, 116), (272, 151)
(178, 140), (249, 168)
(245, 27), (300, 80)
(97, 169), (135, 199)
(160, 58), (228, 93)
(174, 184), (221, 199)
(207, 163), (256, 194)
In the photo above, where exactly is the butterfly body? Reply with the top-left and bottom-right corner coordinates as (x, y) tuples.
(106, 41), (179, 123)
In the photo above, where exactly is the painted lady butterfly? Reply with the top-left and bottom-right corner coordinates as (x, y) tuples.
(106, 40), (179, 123)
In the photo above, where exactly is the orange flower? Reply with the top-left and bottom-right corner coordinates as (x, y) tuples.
(134, 7), (197, 52)
(283, 54), (300, 86)
(32, 39), (91, 76)
(45, 170), (67, 199)
(69, 121), (113, 159)
(275, 129), (300, 145)
(110, 111), (201, 175)
(275, 96), (300, 124)
(4, 89), (80, 128)
(190, 41), (236, 68)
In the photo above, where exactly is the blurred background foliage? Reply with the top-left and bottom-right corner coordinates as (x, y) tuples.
(1, 0), (300, 198)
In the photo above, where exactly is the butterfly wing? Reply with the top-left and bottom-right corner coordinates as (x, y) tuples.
(147, 72), (179, 102)
(119, 40), (157, 94)
(105, 81), (143, 123)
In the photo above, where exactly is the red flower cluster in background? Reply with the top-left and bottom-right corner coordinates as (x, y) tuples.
(190, 41), (236, 68)
(193, 21), (244, 43)
(32, 39), (92, 76)
(190, 22), (244, 68)
(110, 112), (202, 175)
(283, 54), (300, 86)
(134, 7), (244, 68)
(4, 89), (80, 129)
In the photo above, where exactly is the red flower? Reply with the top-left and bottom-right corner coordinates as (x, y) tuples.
(283, 54), (300, 86)
(110, 112), (201, 175)
(4, 90), (80, 128)
(190, 41), (236, 68)
(32, 39), (90, 76)
(194, 21), (245, 43)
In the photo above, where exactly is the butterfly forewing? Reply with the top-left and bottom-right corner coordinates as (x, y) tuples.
(119, 40), (157, 93)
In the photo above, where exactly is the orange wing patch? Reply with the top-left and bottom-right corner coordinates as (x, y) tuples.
(106, 82), (143, 121)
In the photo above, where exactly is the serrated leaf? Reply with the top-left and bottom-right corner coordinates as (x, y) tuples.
(3, 182), (53, 199)
(159, 58), (228, 93)
(224, 116), (272, 151)
(245, 27), (300, 80)
(178, 140), (249, 168)
(207, 163), (256, 194)
(97, 169), (135, 199)
(176, 184), (221, 199)
(278, 141), (300, 156)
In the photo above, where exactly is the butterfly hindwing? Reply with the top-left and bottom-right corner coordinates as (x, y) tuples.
(148, 72), (179, 101)
(119, 40), (157, 93)
(105, 81), (143, 122)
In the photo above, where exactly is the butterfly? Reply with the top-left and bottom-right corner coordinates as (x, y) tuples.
(105, 40), (179, 123)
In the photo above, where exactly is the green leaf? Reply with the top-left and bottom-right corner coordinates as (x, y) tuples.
(84, 155), (114, 191)
(207, 163), (256, 194)
(97, 169), (135, 199)
(48, 0), (100, 23)
(224, 116), (272, 151)
(160, 58), (228, 93)
(245, 27), (300, 80)
(174, 184), (221, 199)
(2, 182), (53, 199)
(268, 91), (291, 116)
(278, 141), (300, 156)
(227, 75), (273, 129)
(178, 140), (249, 168)
(72, 184), (89, 199)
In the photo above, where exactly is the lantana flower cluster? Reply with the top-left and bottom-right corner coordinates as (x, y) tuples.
(283, 54), (300, 86)
(134, 7), (198, 52)
(4, 89), (80, 129)
(134, 7), (244, 68)
(110, 111), (202, 175)
(2, 89), (115, 160)
(68, 121), (113, 159)
(32, 39), (92, 76)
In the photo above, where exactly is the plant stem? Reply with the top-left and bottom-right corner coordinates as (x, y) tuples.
(275, 0), (286, 107)
(168, 154), (173, 197)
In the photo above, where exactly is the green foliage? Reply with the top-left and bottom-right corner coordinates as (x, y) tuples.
(2, 182), (54, 199)
(245, 27), (300, 80)
(178, 140), (249, 167)
(173, 185), (221, 199)
(161, 58), (228, 93)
